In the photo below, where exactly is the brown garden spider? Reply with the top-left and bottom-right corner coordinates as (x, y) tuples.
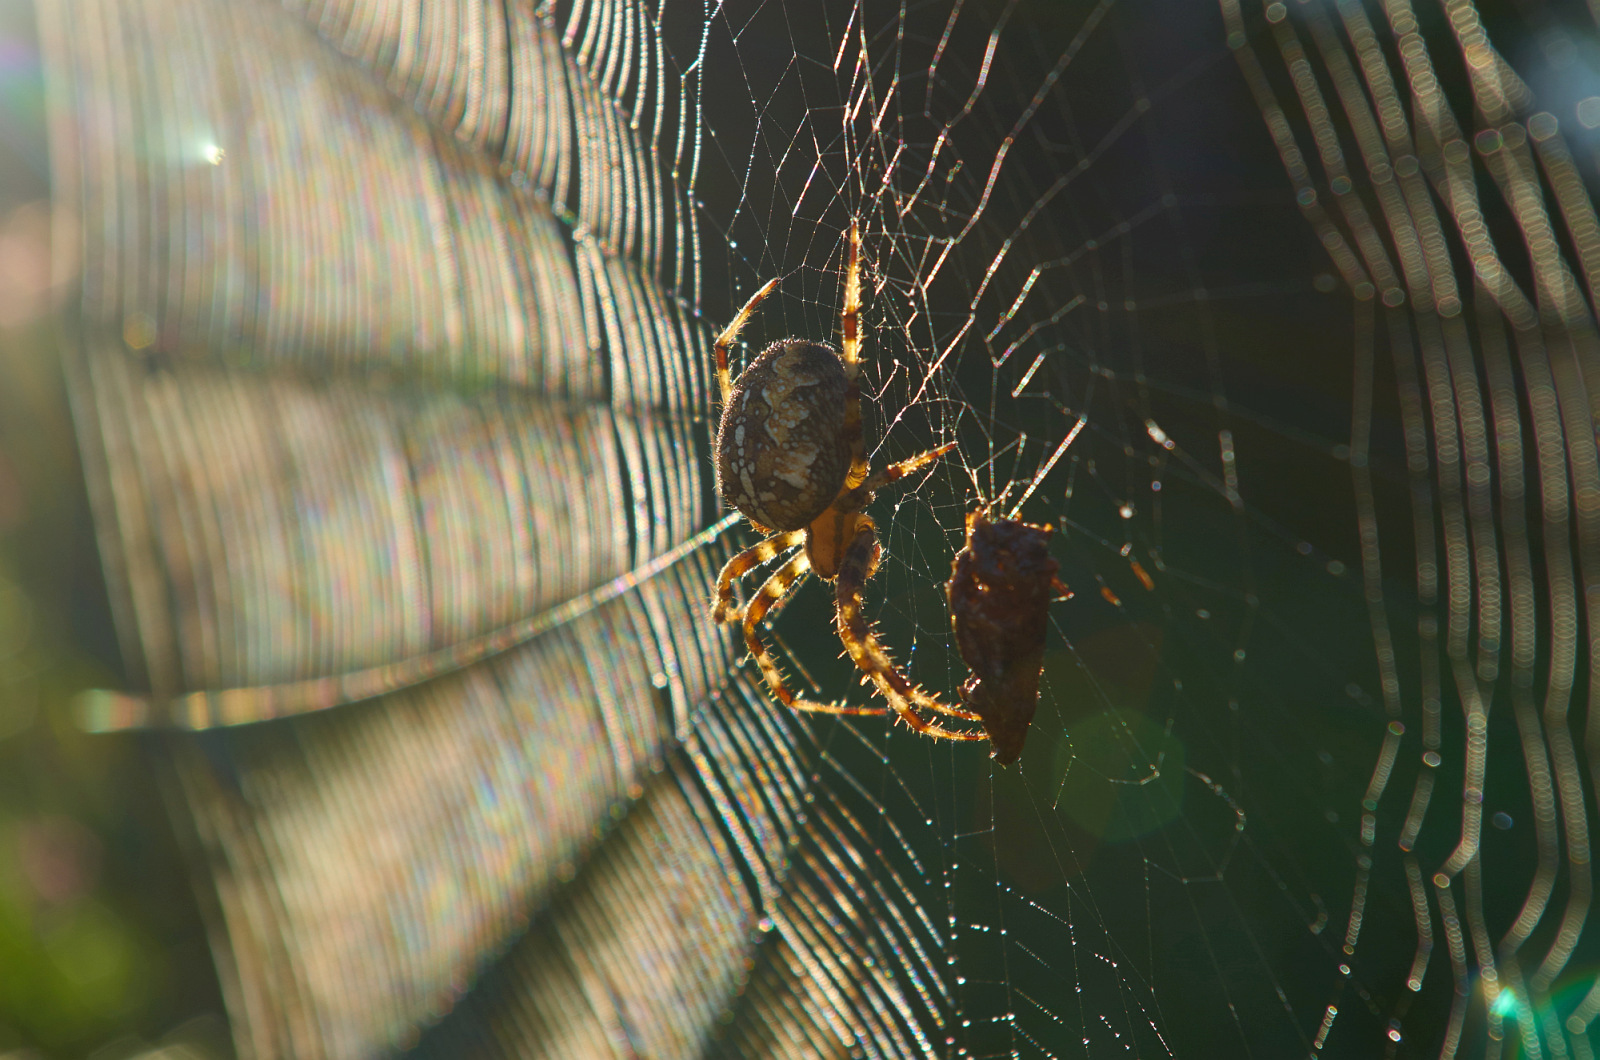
(709, 223), (986, 744)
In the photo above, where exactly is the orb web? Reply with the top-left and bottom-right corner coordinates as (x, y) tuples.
(41, 0), (1600, 1055)
(688, 0), (1600, 1056)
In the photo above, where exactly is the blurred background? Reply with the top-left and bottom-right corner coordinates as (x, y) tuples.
(6, 0), (1600, 1057)
(0, 2), (227, 1056)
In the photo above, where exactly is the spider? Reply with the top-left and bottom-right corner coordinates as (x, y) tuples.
(709, 223), (986, 744)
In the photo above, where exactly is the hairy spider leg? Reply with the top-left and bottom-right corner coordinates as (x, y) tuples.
(856, 442), (958, 497)
(830, 508), (980, 723)
(742, 549), (891, 718)
(838, 222), (870, 490)
(840, 222), (863, 374)
(834, 517), (987, 740)
(713, 277), (781, 403)
(843, 501), (983, 721)
(713, 529), (805, 624)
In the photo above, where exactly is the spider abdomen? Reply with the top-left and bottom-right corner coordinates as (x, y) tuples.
(716, 338), (852, 532)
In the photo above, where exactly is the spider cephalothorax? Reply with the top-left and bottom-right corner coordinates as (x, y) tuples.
(708, 224), (987, 745)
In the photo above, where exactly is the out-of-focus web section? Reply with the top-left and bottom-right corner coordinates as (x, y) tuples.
(41, 0), (959, 1056)
(48, 0), (701, 714)
(1227, 0), (1600, 1055)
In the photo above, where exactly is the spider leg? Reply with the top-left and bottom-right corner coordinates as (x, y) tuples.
(835, 441), (959, 514)
(860, 442), (957, 494)
(837, 222), (872, 491)
(834, 517), (987, 740)
(840, 221), (863, 375)
(743, 549), (890, 717)
(714, 278), (781, 403)
(713, 529), (805, 624)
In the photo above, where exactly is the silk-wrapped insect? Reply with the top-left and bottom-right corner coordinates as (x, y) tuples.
(947, 510), (1067, 765)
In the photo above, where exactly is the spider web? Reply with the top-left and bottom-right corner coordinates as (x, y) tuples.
(34, 0), (1600, 1056)
(690, 0), (1600, 1056)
